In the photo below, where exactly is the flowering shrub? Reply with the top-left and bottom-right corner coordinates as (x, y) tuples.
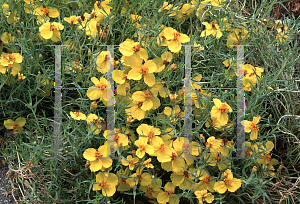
(1, 0), (300, 203)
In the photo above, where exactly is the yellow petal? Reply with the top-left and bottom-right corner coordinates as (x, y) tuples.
(4, 119), (14, 129)
(15, 117), (26, 127)
(49, 8), (59, 18)
(213, 181), (227, 194)
(144, 73), (155, 87)
(127, 68), (142, 80)
(83, 148), (97, 161)
(90, 159), (102, 172)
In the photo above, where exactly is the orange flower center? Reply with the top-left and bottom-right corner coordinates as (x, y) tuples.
(217, 154), (222, 162)
(13, 123), (19, 131)
(114, 134), (119, 142)
(5, 54), (16, 63)
(171, 153), (177, 161)
(70, 18), (76, 25)
(174, 32), (180, 40)
(224, 177), (232, 186)
(41, 8), (50, 16)
(93, 119), (98, 124)
(50, 23), (58, 31)
(183, 171), (189, 178)
(163, 60), (170, 65)
(120, 178), (127, 184)
(264, 153), (272, 162)
(139, 145), (146, 151)
(246, 147), (252, 156)
(138, 101), (143, 107)
(218, 103), (230, 113)
(211, 22), (216, 29)
(75, 110), (80, 116)
(140, 66), (149, 76)
(202, 176), (211, 184)
(147, 131), (155, 139)
(99, 181), (108, 189)
(94, 151), (103, 159)
(158, 144), (166, 152)
(137, 174), (143, 183)
(165, 190), (174, 196)
(96, 83), (106, 90)
(144, 92), (152, 100)
(129, 161), (135, 167)
(133, 44), (140, 52)
(251, 123), (259, 131)
(146, 188), (153, 195)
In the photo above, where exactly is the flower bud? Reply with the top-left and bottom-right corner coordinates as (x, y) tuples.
(132, 150), (136, 157)
(90, 101), (97, 110)
(168, 63), (177, 71)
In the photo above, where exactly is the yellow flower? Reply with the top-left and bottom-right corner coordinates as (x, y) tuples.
(4, 117), (26, 132)
(83, 145), (113, 172)
(37, 77), (54, 96)
(163, 105), (185, 124)
(121, 155), (139, 170)
(93, 0), (112, 23)
(161, 150), (187, 173)
(127, 167), (152, 187)
(171, 168), (196, 190)
(158, 2), (173, 12)
(1, 32), (15, 44)
(210, 98), (232, 126)
(117, 167), (131, 192)
(226, 28), (249, 50)
(158, 27), (190, 53)
(141, 158), (154, 169)
(94, 51), (114, 74)
(152, 137), (172, 163)
(127, 60), (157, 87)
(34, 6), (59, 23)
(157, 182), (179, 204)
(136, 124), (161, 145)
(64, 15), (79, 26)
(195, 190), (214, 204)
(202, 0), (225, 7)
(193, 169), (216, 192)
(86, 77), (109, 101)
(241, 117), (260, 140)
(86, 114), (106, 135)
(119, 39), (148, 67)
(70, 110), (86, 120)
(114, 70), (130, 96)
(64, 60), (83, 74)
(206, 136), (222, 153)
(213, 169), (241, 194)
(139, 178), (163, 199)
(205, 152), (230, 171)
(103, 129), (129, 150)
(255, 141), (278, 166)
(131, 90), (160, 111)
(39, 21), (64, 42)
(276, 26), (294, 43)
(17, 73), (26, 82)
(193, 41), (204, 51)
(84, 19), (99, 39)
(0, 52), (23, 67)
(135, 137), (154, 158)
(125, 99), (147, 121)
(151, 80), (171, 98)
(200, 21), (223, 39)
(93, 172), (118, 196)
